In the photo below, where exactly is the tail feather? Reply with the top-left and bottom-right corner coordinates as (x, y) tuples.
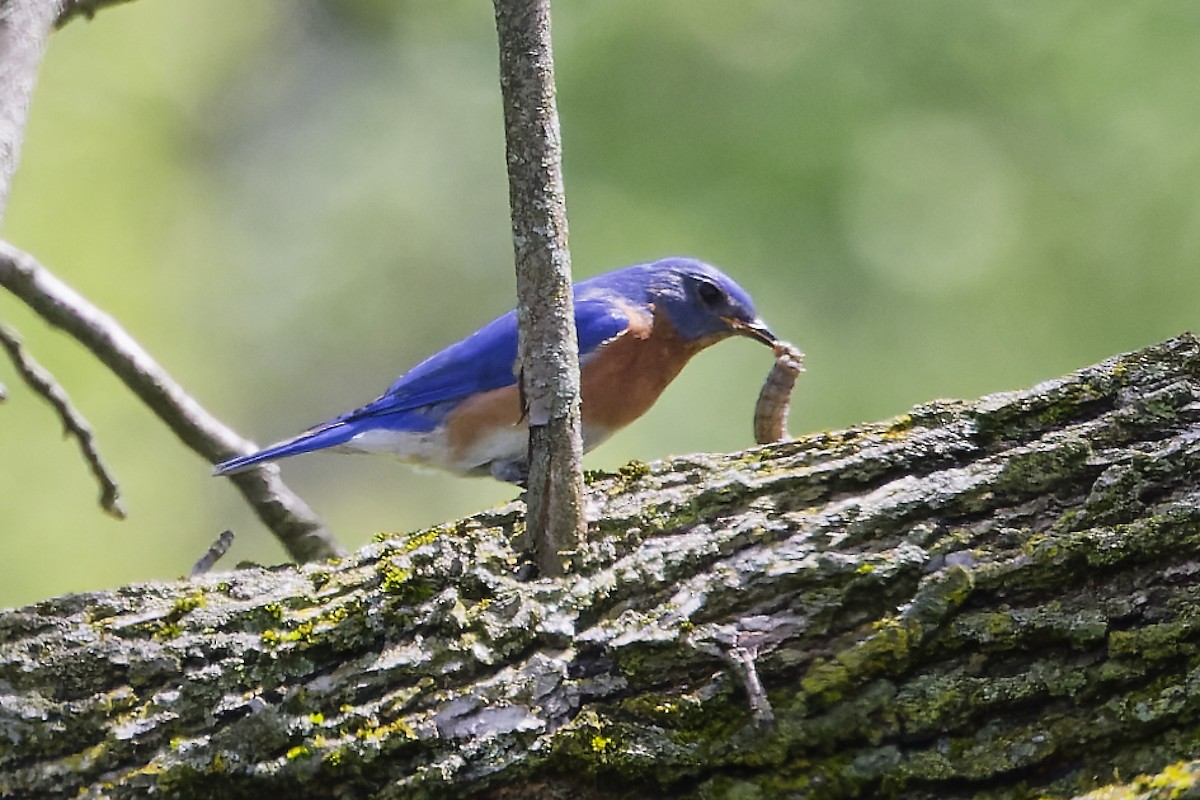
(213, 421), (358, 476)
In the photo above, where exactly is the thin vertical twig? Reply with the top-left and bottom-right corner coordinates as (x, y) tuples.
(493, 0), (586, 576)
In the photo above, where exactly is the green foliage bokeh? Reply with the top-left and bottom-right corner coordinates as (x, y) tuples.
(2, 1), (1197, 608)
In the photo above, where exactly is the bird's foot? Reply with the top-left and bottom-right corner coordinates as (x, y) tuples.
(490, 459), (529, 487)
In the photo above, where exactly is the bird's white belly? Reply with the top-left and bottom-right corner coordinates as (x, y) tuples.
(338, 420), (617, 476)
(339, 425), (528, 475)
(337, 427), (456, 468)
(453, 425), (531, 472)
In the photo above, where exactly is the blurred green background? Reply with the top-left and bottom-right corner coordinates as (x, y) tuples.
(2, 1), (1197, 609)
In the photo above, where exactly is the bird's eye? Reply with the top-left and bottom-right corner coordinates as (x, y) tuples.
(696, 280), (725, 307)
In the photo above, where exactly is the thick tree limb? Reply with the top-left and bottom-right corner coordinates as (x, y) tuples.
(494, 0), (586, 576)
(0, 240), (345, 561)
(3, 334), (1200, 798)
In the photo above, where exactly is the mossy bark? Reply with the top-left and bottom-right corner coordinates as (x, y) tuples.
(4, 335), (1200, 800)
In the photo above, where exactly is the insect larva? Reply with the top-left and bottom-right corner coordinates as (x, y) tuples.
(754, 341), (805, 444)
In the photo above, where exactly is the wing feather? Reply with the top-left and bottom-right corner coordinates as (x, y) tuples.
(347, 297), (631, 423)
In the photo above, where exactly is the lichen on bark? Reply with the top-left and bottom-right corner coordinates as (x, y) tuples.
(3, 335), (1200, 799)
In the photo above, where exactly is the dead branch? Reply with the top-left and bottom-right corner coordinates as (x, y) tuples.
(0, 240), (345, 561)
(0, 322), (125, 518)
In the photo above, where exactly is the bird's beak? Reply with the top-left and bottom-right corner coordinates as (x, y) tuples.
(726, 317), (777, 346)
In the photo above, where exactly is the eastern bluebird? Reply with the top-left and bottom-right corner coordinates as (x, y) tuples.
(214, 256), (777, 483)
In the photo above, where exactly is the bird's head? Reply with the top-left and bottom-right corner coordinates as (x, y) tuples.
(641, 257), (776, 347)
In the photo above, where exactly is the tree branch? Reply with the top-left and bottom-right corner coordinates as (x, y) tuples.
(0, 240), (345, 560)
(493, 0), (586, 576)
(0, 1), (341, 560)
(0, 0), (61, 219)
(3, 334), (1200, 799)
(0, 322), (124, 518)
(54, 0), (137, 29)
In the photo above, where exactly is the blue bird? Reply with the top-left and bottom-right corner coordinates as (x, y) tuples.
(214, 257), (776, 483)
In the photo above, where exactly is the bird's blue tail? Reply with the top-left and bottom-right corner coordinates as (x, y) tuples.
(213, 421), (359, 476)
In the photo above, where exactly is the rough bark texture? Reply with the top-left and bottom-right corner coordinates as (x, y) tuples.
(4, 335), (1200, 799)
(493, 0), (586, 575)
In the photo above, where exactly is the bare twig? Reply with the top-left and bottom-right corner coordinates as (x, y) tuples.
(0, 322), (125, 518)
(493, 0), (585, 576)
(55, 0), (139, 29)
(189, 529), (234, 577)
(0, 0), (61, 219)
(0, 241), (346, 561)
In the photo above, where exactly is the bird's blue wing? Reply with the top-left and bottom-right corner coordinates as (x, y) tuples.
(349, 296), (632, 422)
(214, 285), (640, 475)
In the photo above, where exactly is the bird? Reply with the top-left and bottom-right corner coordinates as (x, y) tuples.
(214, 256), (777, 484)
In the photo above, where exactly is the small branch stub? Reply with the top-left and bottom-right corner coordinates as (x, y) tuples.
(493, 0), (586, 575)
(190, 529), (235, 577)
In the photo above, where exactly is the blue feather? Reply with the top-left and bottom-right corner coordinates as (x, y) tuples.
(214, 296), (630, 475)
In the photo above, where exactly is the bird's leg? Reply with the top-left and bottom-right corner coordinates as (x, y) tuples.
(491, 458), (530, 487)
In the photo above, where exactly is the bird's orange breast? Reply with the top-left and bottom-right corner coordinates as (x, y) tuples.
(444, 304), (726, 465)
(579, 305), (720, 431)
(444, 383), (525, 464)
